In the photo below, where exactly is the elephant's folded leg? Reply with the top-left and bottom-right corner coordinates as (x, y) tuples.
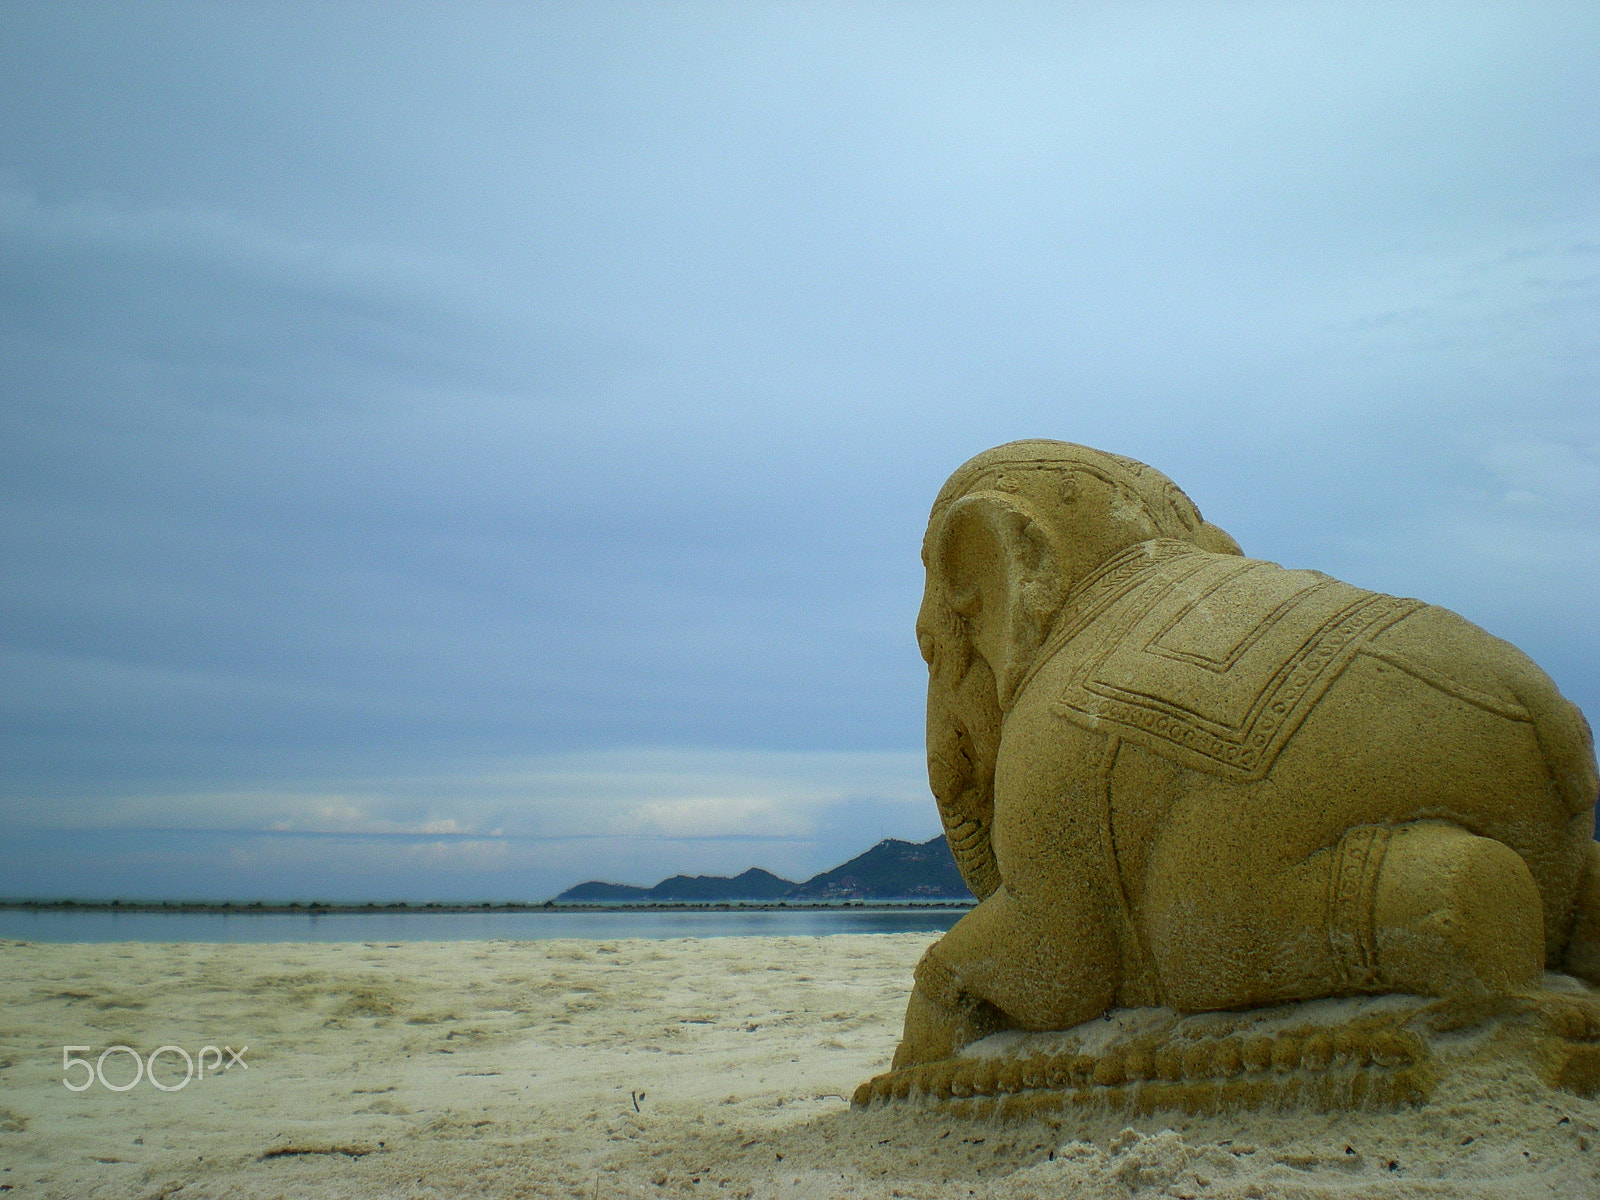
(1147, 818), (1547, 1011)
(1370, 821), (1544, 995)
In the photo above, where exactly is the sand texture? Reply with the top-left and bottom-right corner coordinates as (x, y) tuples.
(3, 934), (1599, 1199)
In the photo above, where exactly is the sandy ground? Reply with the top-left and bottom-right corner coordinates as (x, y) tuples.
(2, 934), (1598, 1199)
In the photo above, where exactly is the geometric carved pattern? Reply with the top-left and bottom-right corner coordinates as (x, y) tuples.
(1048, 541), (1425, 781)
(1327, 825), (1392, 990)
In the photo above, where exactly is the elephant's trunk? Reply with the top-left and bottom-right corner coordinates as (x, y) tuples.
(926, 650), (1003, 901)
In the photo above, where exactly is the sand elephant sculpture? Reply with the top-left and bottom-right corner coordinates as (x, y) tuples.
(891, 440), (1600, 1076)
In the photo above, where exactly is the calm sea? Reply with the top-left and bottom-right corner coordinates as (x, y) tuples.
(0, 906), (969, 943)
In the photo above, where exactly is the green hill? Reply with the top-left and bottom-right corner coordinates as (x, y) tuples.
(554, 835), (973, 902)
(786, 836), (970, 900)
(557, 866), (795, 902)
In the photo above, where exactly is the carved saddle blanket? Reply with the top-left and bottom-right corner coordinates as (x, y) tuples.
(1038, 540), (1424, 781)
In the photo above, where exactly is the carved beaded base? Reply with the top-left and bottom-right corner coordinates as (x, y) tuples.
(854, 981), (1600, 1118)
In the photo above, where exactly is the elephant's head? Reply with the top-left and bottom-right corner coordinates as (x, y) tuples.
(919, 440), (1241, 899)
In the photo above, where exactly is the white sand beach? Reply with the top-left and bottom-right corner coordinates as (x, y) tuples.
(3, 934), (1598, 1199)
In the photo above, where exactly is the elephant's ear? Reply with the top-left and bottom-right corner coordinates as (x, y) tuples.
(932, 489), (1065, 712)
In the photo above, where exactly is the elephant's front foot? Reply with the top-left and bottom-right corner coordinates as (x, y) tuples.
(891, 985), (1008, 1068)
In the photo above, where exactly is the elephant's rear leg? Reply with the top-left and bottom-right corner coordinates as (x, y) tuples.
(1145, 819), (1544, 1011)
(1560, 839), (1600, 984)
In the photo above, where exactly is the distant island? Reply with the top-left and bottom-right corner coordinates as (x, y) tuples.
(557, 835), (973, 902)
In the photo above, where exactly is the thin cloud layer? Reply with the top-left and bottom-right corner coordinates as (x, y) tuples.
(0, 750), (928, 900)
(2, 3), (1597, 899)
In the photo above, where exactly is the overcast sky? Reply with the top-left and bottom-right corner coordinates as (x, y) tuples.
(2, 2), (1597, 901)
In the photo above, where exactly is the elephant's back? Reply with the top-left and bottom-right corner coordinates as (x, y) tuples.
(1363, 604), (1598, 822)
(1273, 623), (1562, 836)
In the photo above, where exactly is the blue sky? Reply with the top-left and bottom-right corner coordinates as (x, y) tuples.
(2, 2), (1597, 901)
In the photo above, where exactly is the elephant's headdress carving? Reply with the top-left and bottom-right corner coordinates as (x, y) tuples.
(926, 440), (1241, 566)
